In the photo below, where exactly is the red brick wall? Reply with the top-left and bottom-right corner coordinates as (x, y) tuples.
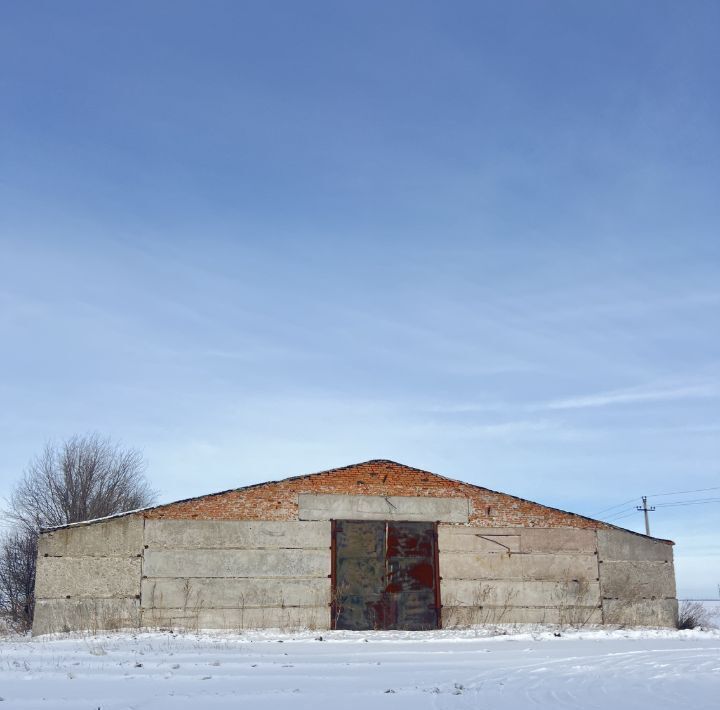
(145, 460), (611, 530)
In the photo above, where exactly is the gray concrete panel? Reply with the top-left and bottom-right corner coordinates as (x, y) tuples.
(33, 598), (140, 636)
(38, 515), (144, 558)
(520, 528), (597, 554)
(143, 548), (330, 578)
(35, 557), (142, 599)
(599, 560), (676, 599)
(144, 520), (330, 550)
(141, 577), (330, 609)
(439, 528), (520, 554)
(597, 529), (673, 562)
(298, 494), (470, 522)
(442, 605), (602, 626)
(603, 598), (678, 627)
(442, 579), (601, 608)
(142, 606), (330, 630)
(440, 552), (598, 582)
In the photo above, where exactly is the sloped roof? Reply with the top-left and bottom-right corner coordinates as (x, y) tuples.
(41, 458), (673, 544)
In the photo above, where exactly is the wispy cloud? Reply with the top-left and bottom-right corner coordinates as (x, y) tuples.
(540, 382), (719, 411)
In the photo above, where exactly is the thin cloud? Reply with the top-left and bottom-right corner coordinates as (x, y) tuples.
(541, 382), (719, 411)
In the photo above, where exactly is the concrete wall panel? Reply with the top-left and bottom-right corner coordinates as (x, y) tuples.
(440, 552), (598, 582)
(596, 528), (676, 627)
(438, 526), (597, 554)
(599, 560), (676, 599)
(597, 529), (673, 562)
(603, 598), (678, 627)
(442, 579), (601, 608)
(35, 557), (141, 599)
(439, 528), (520, 554)
(443, 605), (602, 626)
(143, 548), (329, 578)
(144, 519), (330, 550)
(141, 577), (330, 609)
(520, 528), (597, 554)
(33, 598), (140, 635)
(142, 606), (330, 630)
(298, 494), (470, 522)
(38, 516), (144, 558)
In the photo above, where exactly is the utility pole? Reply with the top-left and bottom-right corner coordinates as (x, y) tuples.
(637, 496), (655, 536)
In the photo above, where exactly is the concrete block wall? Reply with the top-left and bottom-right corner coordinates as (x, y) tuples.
(32, 468), (678, 634)
(34, 516), (144, 635)
(438, 525), (676, 627)
(141, 520), (330, 630)
(597, 529), (677, 626)
(439, 526), (603, 626)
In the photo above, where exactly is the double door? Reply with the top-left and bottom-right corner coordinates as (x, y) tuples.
(332, 520), (440, 630)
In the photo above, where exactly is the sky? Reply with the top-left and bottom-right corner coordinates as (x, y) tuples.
(1, 1), (718, 598)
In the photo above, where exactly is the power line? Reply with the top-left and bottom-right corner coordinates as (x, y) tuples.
(593, 484), (720, 519)
(606, 510), (639, 523)
(654, 498), (720, 508)
(648, 485), (720, 498)
(603, 506), (639, 521)
(591, 498), (639, 517)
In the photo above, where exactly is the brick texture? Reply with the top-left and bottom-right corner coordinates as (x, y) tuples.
(144, 459), (613, 530)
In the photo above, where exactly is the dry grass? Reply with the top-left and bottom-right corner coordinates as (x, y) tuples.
(677, 601), (715, 630)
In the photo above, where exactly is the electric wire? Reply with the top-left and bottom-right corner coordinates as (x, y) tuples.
(590, 498), (640, 517)
(648, 485), (720, 498)
(603, 506), (639, 521)
(593, 484), (720, 519)
(654, 498), (720, 508)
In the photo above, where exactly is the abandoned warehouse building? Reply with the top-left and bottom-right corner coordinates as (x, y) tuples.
(33, 460), (678, 634)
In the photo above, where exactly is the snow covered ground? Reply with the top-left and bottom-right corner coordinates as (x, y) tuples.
(1, 627), (719, 709)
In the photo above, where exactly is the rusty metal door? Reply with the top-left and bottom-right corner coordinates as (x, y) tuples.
(331, 520), (440, 630)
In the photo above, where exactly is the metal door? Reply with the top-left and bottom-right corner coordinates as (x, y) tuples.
(331, 520), (440, 630)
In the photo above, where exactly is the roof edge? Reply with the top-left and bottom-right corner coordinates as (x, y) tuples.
(39, 458), (675, 545)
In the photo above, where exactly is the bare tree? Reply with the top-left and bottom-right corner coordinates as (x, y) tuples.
(0, 530), (37, 630)
(8, 433), (156, 531)
(1, 433), (157, 630)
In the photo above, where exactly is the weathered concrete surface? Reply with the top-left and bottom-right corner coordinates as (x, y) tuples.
(597, 529), (673, 562)
(139, 517), (332, 634)
(443, 605), (602, 626)
(141, 577), (330, 609)
(34, 518), (144, 635)
(39, 515), (144, 557)
(142, 606), (330, 630)
(145, 520), (330, 549)
(603, 598), (678, 627)
(596, 528), (677, 627)
(437, 527), (604, 627)
(440, 552), (599, 582)
(35, 557), (142, 599)
(440, 526), (596, 554)
(439, 528), (521, 553)
(298, 494), (470, 522)
(143, 548), (330, 578)
(599, 560), (676, 599)
(33, 598), (140, 635)
(442, 579), (601, 607)
(32, 511), (678, 633)
(520, 528), (597, 554)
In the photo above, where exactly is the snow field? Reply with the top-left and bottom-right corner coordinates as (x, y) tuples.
(0, 627), (719, 709)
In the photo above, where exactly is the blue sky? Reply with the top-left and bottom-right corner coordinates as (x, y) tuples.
(1, 1), (718, 597)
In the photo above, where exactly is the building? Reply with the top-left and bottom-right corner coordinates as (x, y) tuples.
(33, 460), (677, 634)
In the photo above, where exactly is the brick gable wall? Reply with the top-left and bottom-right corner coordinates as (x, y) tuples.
(144, 460), (611, 530)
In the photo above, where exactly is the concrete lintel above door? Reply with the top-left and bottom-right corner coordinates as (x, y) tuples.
(298, 494), (470, 523)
